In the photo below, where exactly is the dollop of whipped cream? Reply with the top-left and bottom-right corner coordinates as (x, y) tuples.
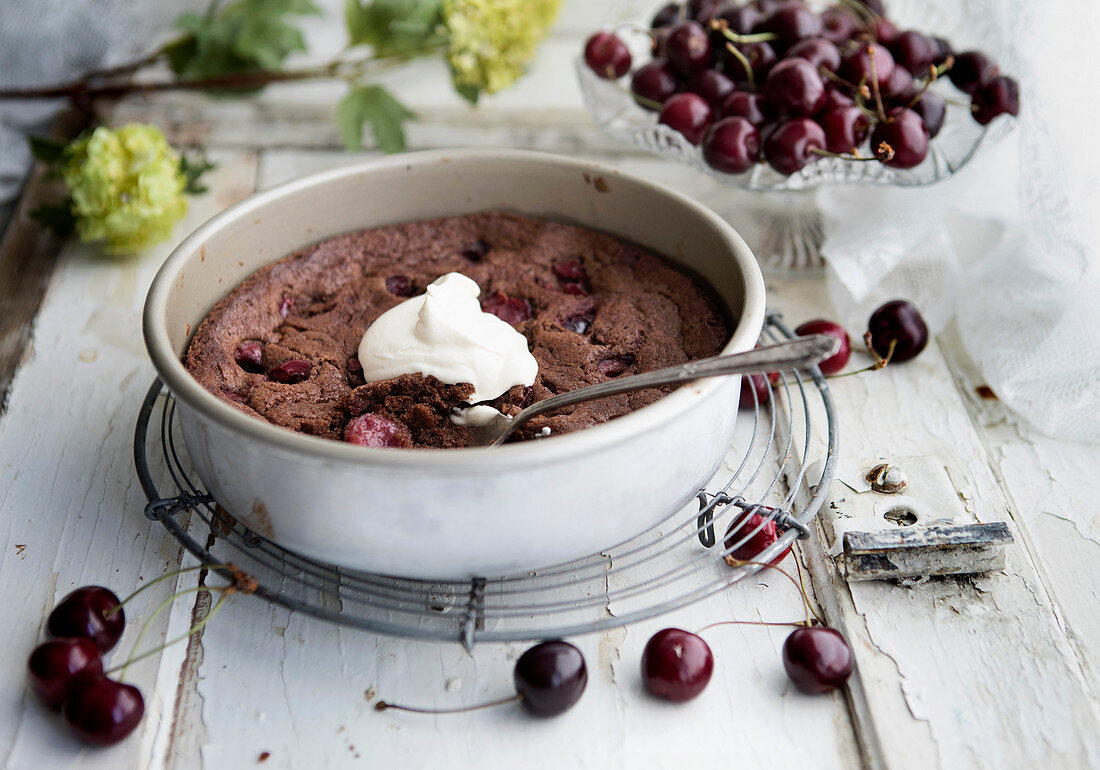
(358, 272), (538, 402)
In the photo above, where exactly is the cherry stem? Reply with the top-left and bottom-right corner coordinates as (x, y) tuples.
(375, 693), (522, 715)
(724, 43), (755, 88)
(725, 557), (825, 627)
(112, 585), (230, 679)
(819, 67), (860, 93)
(109, 563), (230, 617)
(715, 23), (777, 45)
(827, 335), (896, 378)
(866, 46), (887, 122)
(695, 619), (809, 635)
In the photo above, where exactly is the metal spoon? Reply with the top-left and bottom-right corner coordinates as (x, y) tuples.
(465, 333), (839, 447)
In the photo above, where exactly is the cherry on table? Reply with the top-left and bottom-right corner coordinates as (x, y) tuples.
(62, 675), (145, 746)
(723, 506), (791, 566)
(871, 107), (929, 169)
(739, 372), (770, 409)
(27, 638), (103, 710)
(665, 20), (712, 75)
(949, 50), (998, 95)
(513, 640), (588, 717)
(703, 117), (761, 174)
(931, 36), (953, 66)
(794, 319), (851, 375)
(763, 117), (826, 175)
(658, 92), (713, 145)
(763, 57), (826, 117)
(782, 627), (854, 694)
(584, 32), (631, 80)
(867, 299), (929, 363)
(971, 76), (1019, 125)
(631, 60), (680, 110)
(47, 586), (125, 654)
(641, 628), (714, 702)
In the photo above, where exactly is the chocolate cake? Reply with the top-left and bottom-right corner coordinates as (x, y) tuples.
(184, 211), (729, 448)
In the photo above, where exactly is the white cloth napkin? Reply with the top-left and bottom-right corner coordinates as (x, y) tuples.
(819, 0), (1100, 442)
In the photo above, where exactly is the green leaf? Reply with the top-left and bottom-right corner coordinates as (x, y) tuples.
(30, 202), (76, 238)
(180, 150), (217, 195)
(28, 136), (68, 163)
(167, 0), (321, 83)
(344, 0), (445, 57)
(454, 81), (480, 105)
(336, 85), (415, 153)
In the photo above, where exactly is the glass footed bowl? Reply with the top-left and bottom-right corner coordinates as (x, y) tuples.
(576, 0), (1018, 267)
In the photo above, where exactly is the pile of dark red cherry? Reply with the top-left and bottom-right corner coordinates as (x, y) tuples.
(583, 0), (1020, 176)
(27, 586), (143, 745)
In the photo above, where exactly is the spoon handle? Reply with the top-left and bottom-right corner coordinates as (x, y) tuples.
(510, 334), (837, 430)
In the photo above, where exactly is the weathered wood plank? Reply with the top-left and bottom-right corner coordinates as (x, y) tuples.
(0, 151), (258, 769)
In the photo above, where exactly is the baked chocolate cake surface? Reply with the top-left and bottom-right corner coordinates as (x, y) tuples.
(184, 211), (729, 447)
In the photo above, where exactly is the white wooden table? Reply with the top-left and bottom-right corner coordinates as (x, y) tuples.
(2, 2), (1100, 767)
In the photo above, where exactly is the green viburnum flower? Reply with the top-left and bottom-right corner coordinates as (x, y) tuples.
(62, 124), (189, 254)
(443, 0), (561, 102)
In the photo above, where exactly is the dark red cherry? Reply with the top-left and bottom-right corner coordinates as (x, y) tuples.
(871, 107), (929, 168)
(48, 586), (125, 654)
(911, 91), (946, 138)
(787, 37), (841, 73)
(818, 86), (854, 112)
(277, 295), (294, 318)
(931, 36), (953, 66)
(27, 639), (103, 710)
(651, 2), (682, 28)
(658, 92), (713, 144)
(552, 259), (587, 282)
(688, 0), (721, 23)
(385, 274), (414, 297)
(763, 117), (825, 175)
(703, 117), (761, 174)
(234, 341), (265, 374)
(666, 20), (713, 74)
(868, 299), (929, 362)
(883, 65), (916, 102)
(794, 319), (851, 374)
(855, 0), (886, 15)
(722, 41), (778, 86)
(949, 50), (998, 95)
(783, 627), (854, 694)
(713, 3), (761, 34)
(839, 42), (895, 92)
(871, 17), (899, 44)
(720, 91), (769, 126)
(739, 372), (770, 408)
(62, 675), (145, 746)
(641, 628), (714, 703)
(971, 76), (1019, 125)
(819, 106), (867, 154)
(584, 32), (631, 79)
(482, 291), (533, 325)
(889, 30), (936, 77)
(344, 413), (413, 448)
(820, 6), (861, 46)
(755, 4), (822, 51)
(267, 359), (312, 384)
(723, 506), (790, 566)
(461, 239), (491, 262)
(513, 641), (587, 717)
(631, 59), (680, 109)
(764, 58), (826, 117)
(596, 353), (636, 376)
(560, 307), (596, 334)
(690, 69), (736, 108)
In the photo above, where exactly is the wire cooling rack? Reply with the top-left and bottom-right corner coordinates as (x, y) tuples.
(134, 313), (837, 648)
